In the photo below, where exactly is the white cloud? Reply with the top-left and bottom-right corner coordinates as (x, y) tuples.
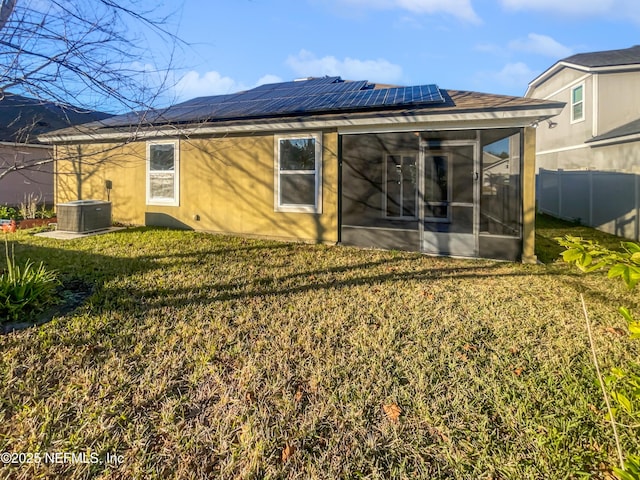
(175, 71), (239, 98)
(255, 74), (283, 87)
(393, 15), (424, 29)
(474, 43), (506, 55)
(508, 34), (572, 58)
(286, 50), (403, 83)
(481, 62), (538, 91)
(336, 0), (481, 23)
(172, 71), (283, 101)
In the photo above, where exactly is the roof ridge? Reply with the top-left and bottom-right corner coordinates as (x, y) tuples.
(560, 45), (640, 68)
(96, 79), (445, 128)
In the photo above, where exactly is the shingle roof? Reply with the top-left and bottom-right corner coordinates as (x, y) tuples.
(96, 77), (446, 128)
(0, 93), (111, 143)
(586, 117), (640, 144)
(441, 89), (559, 111)
(561, 45), (640, 68)
(46, 80), (563, 139)
(526, 45), (640, 96)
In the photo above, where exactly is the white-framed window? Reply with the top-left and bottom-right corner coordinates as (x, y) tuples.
(571, 83), (585, 123)
(146, 139), (179, 206)
(274, 133), (322, 213)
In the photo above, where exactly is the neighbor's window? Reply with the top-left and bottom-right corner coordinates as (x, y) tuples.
(147, 140), (179, 206)
(275, 133), (322, 213)
(571, 84), (584, 123)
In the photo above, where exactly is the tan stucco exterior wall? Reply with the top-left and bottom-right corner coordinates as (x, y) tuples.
(532, 70), (592, 159)
(531, 67), (640, 173)
(522, 127), (537, 264)
(598, 71), (640, 134)
(55, 131), (339, 243)
(55, 142), (146, 222)
(530, 68), (588, 100)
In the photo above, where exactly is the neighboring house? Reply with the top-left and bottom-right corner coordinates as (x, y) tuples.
(41, 77), (562, 262)
(526, 45), (640, 240)
(0, 93), (110, 206)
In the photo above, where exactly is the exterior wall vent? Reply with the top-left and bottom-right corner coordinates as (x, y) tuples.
(56, 200), (112, 233)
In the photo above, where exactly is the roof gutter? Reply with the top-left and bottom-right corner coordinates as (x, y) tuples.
(0, 141), (51, 149)
(39, 107), (564, 143)
(586, 132), (640, 147)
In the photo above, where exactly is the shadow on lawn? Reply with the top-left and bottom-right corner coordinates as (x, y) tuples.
(3, 226), (612, 327)
(101, 253), (593, 314)
(535, 212), (629, 264)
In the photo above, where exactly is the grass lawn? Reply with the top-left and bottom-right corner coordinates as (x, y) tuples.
(535, 213), (630, 264)
(1, 219), (639, 479)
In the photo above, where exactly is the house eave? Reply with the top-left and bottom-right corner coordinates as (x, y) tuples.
(526, 61), (640, 96)
(0, 140), (51, 149)
(39, 106), (564, 143)
(586, 132), (640, 148)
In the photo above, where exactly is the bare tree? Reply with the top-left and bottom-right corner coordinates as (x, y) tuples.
(0, 0), (181, 185)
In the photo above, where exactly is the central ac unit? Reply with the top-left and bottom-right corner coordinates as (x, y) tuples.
(56, 200), (112, 233)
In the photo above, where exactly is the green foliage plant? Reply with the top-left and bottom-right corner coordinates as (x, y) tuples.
(0, 237), (59, 323)
(35, 204), (56, 219)
(558, 235), (640, 479)
(0, 205), (19, 220)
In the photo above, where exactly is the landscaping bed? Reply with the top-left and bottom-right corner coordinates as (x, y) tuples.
(1, 277), (93, 334)
(16, 217), (57, 230)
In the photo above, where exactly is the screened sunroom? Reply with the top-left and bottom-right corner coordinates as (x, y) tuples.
(340, 128), (526, 261)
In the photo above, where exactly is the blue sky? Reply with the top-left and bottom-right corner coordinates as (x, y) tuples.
(155, 0), (639, 105)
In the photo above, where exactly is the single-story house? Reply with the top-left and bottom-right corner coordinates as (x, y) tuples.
(0, 93), (110, 206)
(41, 77), (563, 262)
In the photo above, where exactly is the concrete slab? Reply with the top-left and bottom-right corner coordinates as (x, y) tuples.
(35, 227), (127, 240)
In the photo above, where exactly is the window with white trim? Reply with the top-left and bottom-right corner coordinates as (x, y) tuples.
(275, 133), (322, 213)
(571, 84), (584, 123)
(147, 140), (179, 206)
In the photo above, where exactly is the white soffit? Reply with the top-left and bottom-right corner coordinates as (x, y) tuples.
(40, 107), (564, 143)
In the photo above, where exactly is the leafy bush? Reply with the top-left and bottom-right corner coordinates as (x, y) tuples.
(0, 203), (55, 221)
(558, 235), (640, 479)
(0, 239), (59, 323)
(35, 205), (56, 219)
(0, 205), (19, 220)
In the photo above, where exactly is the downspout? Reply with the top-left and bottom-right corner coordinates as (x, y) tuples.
(522, 126), (537, 264)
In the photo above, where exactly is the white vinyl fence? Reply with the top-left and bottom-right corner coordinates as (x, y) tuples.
(537, 168), (640, 241)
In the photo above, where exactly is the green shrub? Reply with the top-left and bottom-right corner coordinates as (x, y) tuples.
(0, 205), (19, 220)
(0, 239), (59, 323)
(558, 235), (640, 479)
(35, 205), (56, 219)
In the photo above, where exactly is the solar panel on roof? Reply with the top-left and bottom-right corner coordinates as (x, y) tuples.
(101, 77), (445, 127)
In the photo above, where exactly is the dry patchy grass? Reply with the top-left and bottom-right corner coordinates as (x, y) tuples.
(1, 227), (639, 479)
